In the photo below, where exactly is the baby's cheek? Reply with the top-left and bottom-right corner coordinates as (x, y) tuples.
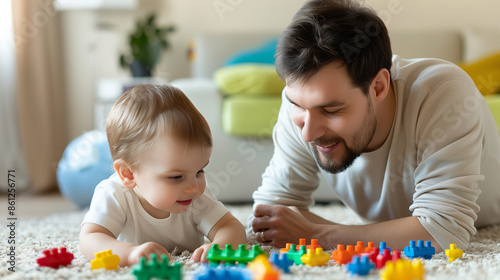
(196, 185), (206, 199)
(150, 190), (176, 207)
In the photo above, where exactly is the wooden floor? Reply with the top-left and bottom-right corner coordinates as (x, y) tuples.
(0, 190), (77, 219)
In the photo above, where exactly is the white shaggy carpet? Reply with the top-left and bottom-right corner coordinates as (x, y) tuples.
(1, 203), (500, 280)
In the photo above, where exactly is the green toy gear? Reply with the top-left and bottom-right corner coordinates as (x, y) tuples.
(131, 254), (182, 280)
(207, 244), (267, 267)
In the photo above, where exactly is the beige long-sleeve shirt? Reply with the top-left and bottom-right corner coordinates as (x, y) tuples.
(253, 55), (500, 250)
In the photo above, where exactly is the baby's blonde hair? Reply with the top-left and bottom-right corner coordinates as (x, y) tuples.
(106, 84), (212, 167)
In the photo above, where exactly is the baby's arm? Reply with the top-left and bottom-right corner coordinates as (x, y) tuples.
(191, 212), (246, 262)
(80, 223), (169, 267)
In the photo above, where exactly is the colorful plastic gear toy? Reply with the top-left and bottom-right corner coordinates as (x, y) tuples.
(36, 247), (74, 269)
(445, 244), (463, 262)
(247, 255), (280, 280)
(354, 241), (375, 254)
(284, 244), (308, 265)
(269, 252), (294, 273)
(379, 242), (392, 253)
(331, 244), (355, 265)
(301, 248), (331, 267)
(131, 253), (181, 280)
(207, 244), (267, 267)
(380, 258), (425, 280)
(404, 240), (435, 260)
(193, 264), (252, 280)
(90, 249), (120, 270)
(346, 255), (374, 276)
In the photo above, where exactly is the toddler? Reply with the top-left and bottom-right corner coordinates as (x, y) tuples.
(79, 84), (246, 266)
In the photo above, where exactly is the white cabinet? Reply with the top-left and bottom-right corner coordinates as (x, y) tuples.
(54, 0), (137, 10)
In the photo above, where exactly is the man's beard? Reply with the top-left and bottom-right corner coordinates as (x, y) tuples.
(311, 103), (377, 174)
(311, 137), (362, 173)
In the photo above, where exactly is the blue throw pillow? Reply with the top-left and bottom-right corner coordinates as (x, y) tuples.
(225, 37), (278, 66)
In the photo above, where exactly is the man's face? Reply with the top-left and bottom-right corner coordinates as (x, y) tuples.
(286, 61), (377, 173)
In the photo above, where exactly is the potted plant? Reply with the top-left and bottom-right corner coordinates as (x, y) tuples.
(119, 14), (175, 77)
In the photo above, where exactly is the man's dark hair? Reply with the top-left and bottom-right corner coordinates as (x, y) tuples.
(275, 0), (392, 94)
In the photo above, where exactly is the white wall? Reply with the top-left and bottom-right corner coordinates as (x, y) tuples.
(59, 0), (500, 141)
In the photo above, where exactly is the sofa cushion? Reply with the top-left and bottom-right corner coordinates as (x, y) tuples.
(214, 63), (285, 96)
(225, 37), (278, 66)
(222, 95), (282, 138)
(459, 51), (500, 96)
(191, 33), (279, 78)
(485, 94), (500, 134)
(462, 27), (500, 63)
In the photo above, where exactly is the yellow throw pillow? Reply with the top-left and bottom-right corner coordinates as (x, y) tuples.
(214, 63), (285, 96)
(458, 51), (500, 96)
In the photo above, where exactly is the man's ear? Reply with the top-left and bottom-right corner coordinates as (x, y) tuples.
(113, 159), (136, 189)
(370, 68), (391, 103)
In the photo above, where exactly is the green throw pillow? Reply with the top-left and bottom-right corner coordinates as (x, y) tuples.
(214, 63), (285, 96)
(485, 94), (500, 134)
(222, 95), (282, 138)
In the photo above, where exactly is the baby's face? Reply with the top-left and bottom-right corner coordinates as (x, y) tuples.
(131, 137), (211, 217)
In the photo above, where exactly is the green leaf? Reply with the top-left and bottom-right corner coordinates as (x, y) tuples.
(146, 14), (156, 26)
(165, 26), (175, 33)
(119, 54), (128, 69)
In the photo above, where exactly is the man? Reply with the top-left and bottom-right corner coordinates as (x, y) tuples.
(251, 0), (500, 252)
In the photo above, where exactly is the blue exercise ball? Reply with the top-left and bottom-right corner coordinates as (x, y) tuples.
(57, 130), (114, 208)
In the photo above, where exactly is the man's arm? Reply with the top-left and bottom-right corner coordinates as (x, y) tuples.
(251, 204), (442, 252)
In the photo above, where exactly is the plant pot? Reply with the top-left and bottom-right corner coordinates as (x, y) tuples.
(129, 60), (152, 77)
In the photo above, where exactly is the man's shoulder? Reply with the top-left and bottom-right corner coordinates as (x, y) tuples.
(392, 55), (469, 84)
(392, 55), (476, 104)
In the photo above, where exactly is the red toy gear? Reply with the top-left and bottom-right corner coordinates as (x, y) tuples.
(37, 247), (74, 269)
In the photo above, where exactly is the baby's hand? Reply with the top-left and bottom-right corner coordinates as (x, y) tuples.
(127, 242), (170, 265)
(191, 243), (213, 263)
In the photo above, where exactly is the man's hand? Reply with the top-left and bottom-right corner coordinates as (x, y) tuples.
(252, 204), (443, 252)
(251, 204), (324, 248)
(127, 242), (170, 265)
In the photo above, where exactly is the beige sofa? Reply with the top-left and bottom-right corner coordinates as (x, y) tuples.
(171, 28), (499, 202)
